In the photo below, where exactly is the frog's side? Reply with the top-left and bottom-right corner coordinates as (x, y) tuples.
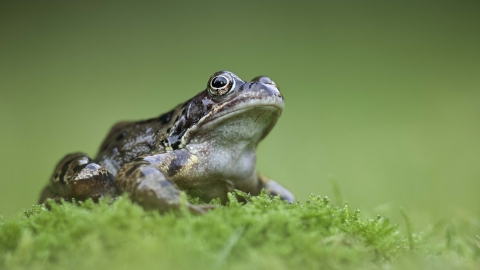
(39, 71), (294, 214)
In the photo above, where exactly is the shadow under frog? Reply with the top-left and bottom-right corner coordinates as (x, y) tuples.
(39, 71), (294, 214)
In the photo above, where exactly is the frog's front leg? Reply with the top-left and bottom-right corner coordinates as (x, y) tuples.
(115, 154), (212, 214)
(39, 153), (116, 204)
(257, 174), (295, 202)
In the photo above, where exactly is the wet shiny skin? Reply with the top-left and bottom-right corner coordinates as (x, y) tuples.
(39, 71), (294, 214)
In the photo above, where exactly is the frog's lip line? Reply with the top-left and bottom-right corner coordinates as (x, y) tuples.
(200, 100), (283, 126)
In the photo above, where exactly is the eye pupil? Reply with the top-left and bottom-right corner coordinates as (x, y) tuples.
(212, 76), (228, 89)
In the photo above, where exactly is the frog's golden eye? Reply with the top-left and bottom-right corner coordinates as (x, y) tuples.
(208, 74), (235, 96)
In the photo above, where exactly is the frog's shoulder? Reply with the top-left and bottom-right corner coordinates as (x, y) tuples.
(94, 103), (187, 161)
(96, 120), (136, 156)
(95, 119), (159, 167)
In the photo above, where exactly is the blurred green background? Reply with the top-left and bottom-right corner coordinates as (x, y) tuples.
(1, 0), (479, 227)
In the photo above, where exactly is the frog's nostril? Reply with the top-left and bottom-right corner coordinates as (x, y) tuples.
(251, 76), (278, 90)
(252, 76), (273, 84)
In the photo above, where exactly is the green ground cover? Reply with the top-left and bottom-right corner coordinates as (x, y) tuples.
(1, 193), (478, 270)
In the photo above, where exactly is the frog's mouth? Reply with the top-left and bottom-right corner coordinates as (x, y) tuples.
(201, 96), (284, 127)
(176, 96), (283, 149)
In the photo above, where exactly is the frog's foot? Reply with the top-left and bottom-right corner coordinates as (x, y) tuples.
(116, 160), (208, 214)
(39, 153), (116, 204)
(257, 174), (295, 202)
(38, 185), (67, 205)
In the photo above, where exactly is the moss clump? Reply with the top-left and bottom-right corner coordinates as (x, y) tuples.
(0, 192), (478, 270)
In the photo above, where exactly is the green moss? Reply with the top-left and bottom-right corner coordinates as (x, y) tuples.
(0, 193), (478, 270)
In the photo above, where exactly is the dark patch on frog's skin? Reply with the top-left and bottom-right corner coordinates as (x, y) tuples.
(166, 149), (192, 177)
(157, 110), (174, 125)
(39, 71), (294, 214)
(125, 162), (147, 177)
(116, 131), (127, 141)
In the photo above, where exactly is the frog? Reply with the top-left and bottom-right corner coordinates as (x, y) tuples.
(38, 71), (294, 214)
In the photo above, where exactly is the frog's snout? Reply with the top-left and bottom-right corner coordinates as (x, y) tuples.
(249, 76), (282, 101)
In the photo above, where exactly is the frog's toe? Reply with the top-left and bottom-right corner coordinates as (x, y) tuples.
(39, 185), (55, 204)
(265, 180), (295, 202)
(38, 185), (65, 206)
(257, 174), (295, 202)
(38, 185), (79, 209)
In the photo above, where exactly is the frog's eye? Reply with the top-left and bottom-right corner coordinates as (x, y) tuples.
(208, 74), (235, 96)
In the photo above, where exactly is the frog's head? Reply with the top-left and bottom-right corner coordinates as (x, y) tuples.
(166, 71), (284, 150)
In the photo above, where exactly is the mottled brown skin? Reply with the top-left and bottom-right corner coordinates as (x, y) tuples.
(39, 71), (294, 214)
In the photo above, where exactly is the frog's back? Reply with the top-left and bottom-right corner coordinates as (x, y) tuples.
(94, 109), (178, 174)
